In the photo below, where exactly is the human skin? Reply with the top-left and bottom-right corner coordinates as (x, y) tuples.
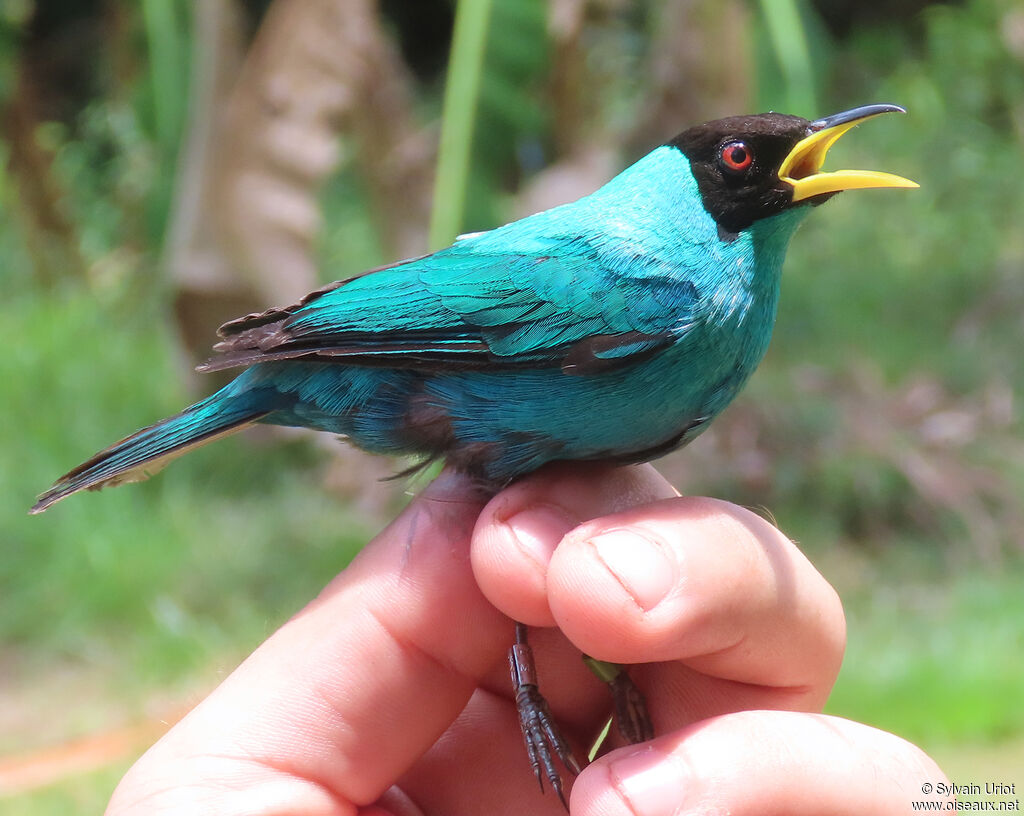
(105, 463), (950, 816)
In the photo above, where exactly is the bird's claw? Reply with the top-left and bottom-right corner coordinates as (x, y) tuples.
(583, 656), (654, 745)
(608, 669), (654, 744)
(510, 632), (582, 809)
(515, 680), (581, 808)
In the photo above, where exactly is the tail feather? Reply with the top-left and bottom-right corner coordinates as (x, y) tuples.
(31, 400), (268, 514)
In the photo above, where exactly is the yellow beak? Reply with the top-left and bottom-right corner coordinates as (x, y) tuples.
(780, 104), (919, 202)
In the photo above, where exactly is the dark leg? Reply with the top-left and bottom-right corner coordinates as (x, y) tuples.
(583, 656), (654, 744)
(510, 622), (582, 808)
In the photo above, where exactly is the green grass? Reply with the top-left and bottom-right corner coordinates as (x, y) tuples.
(823, 549), (1024, 792)
(1, 283), (376, 744)
(826, 550), (1024, 745)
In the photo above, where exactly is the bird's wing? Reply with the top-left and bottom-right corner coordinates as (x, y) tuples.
(201, 231), (700, 376)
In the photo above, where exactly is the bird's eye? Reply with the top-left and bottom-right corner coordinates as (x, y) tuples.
(719, 141), (753, 173)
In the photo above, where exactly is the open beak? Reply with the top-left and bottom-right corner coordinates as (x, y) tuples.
(780, 104), (919, 202)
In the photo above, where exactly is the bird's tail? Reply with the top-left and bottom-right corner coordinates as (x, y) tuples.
(31, 392), (269, 514)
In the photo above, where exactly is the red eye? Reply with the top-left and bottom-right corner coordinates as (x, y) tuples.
(720, 141), (753, 172)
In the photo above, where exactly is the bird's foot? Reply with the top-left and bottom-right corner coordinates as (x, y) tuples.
(583, 656), (654, 744)
(510, 626), (582, 809)
(608, 668), (654, 744)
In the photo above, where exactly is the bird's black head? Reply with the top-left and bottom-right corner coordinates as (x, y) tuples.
(669, 105), (917, 236)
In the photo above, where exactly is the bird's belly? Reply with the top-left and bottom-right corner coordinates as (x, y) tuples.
(421, 342), (756, 482)
(254, 322), (766, 483)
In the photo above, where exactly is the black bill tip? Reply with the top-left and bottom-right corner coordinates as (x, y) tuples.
(809, 104), (907, 132)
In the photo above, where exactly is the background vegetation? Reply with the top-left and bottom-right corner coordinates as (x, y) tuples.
(2, 0), (1022, 810)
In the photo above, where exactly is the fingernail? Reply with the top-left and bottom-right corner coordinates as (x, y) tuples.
(588, 529), (675, 611)
(502, 503), (578, 566)
(608, 746), (691, 816)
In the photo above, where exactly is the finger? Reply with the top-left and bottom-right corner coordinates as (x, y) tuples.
(571, 711), (952, 816)
(477, 470), (844, 701)
(108, 470), (508, 815)
(546, 497), (845, 700)
(472, 463), (679, 626)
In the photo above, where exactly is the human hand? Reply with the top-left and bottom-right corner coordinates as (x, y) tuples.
(106, 463), (950, 815)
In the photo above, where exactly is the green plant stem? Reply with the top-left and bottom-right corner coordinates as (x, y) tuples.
(758, 0), (816, 116)
(141, 0), (186, 153)
(429, 0), (494, 249)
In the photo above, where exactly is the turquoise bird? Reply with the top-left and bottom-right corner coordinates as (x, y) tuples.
(33, 104), (916, 801)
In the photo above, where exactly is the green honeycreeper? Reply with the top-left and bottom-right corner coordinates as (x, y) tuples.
(33, 104), (917, 802)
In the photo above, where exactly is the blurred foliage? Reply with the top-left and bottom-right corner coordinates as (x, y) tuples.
(430, 0), (495, 247)
(827, 556), (1024, 742)
(756, 0), (817, 114)
(1, 0), (1022, 807)
(1, 287), (370, 685)
(450, 0), (551, 235)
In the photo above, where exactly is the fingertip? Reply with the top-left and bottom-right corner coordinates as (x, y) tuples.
(545, 500), (694, 663)
(471, 464), (679, 625)
(575, 712), (953, 816)
(582, 528), (678, 613)
(544, 496), (844, 687)
(570, 743), (690, 816)
(472, 499), (574, 625)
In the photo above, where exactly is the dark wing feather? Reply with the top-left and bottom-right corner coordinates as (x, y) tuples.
(199, 231), (699, 375)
